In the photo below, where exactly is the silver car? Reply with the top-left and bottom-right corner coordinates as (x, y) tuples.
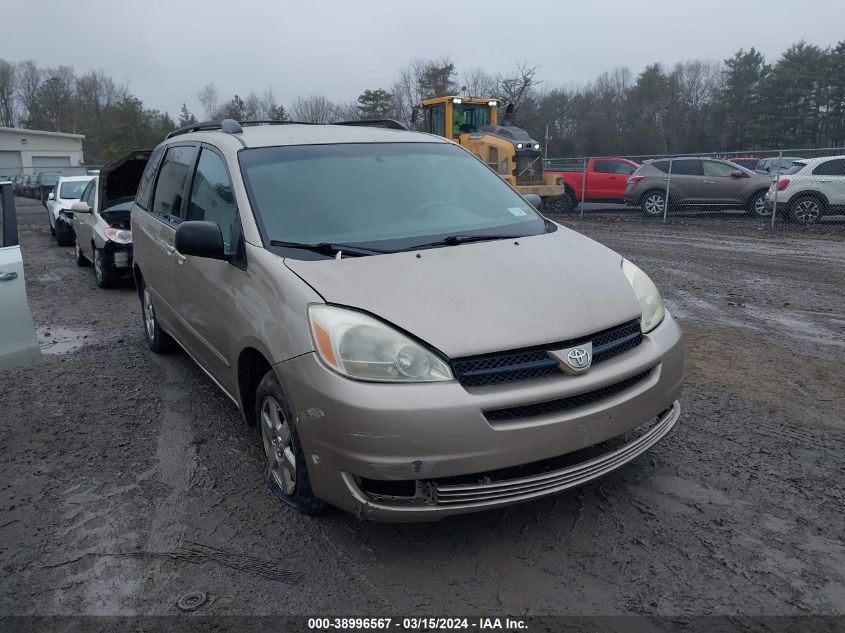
(71, 151), (151, 288)
(132, 119), (684, 521)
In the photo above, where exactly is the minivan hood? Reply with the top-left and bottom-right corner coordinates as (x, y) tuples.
(99, 149), (152, 210)
(284, 228), (643, 358)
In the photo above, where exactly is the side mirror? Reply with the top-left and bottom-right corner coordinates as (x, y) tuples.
(730, 170), (745, 178)
(175, 221), (227, 260)
(524, 193), (543, 211)
(70, 201), (91, 214)
(48, 192), (55, 201)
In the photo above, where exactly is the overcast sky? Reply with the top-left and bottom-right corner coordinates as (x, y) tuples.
(3, 0), (845, 118)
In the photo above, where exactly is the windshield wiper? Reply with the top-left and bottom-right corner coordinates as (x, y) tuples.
(402, 234), (523, 251)
(269, 240), (387, 257)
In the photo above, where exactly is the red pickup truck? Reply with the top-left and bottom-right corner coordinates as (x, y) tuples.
(545, 157), (639, 212)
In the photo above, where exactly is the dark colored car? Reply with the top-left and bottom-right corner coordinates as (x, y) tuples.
(624, 157), (774, 217)
(35, 172), (62, 206)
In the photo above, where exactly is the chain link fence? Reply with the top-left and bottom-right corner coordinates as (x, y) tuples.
(542, 148), (845, 230)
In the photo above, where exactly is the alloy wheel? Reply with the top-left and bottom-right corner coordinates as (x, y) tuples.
(754, 196), (769, 216)
(143, 288), (156, 342)
(644, 193), (666, 215)
(793, 199), (820, 224)
(260, 396), (297, 495)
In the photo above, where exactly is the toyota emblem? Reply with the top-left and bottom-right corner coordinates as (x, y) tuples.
(567, 347), (591, 369)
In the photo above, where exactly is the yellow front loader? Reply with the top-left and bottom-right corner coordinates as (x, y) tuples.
(416, 96), (563, 203)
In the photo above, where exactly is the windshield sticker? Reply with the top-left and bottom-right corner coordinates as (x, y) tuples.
(508, 207), (528, 216)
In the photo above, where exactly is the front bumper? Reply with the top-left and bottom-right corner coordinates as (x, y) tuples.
(276, 311), (684, 521)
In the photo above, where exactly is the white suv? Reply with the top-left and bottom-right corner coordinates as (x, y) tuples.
(765, 155), (845, 225)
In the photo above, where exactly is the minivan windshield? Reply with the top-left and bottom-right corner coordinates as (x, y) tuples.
(239, 142), (548, 253)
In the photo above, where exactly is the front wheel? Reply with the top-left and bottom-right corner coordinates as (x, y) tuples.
(93, 248), (112, 288)
(256, 370), (324, 515)
(641, 190), (668, 216)
(140, 282), (176, 353)
(546, 191), (575, 213)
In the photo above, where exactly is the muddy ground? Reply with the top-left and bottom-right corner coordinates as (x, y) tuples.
(1, 198), (843, 617)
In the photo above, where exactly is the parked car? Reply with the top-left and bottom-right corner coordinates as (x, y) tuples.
(132, 119), (684, 521)
(545, 157), (640, 212)
(11, 175), (24, 196)
(625, 157), (773, 217)
(35, 172), (61, 206)
(71, 151), (151, 288)
(0, 181), (41, 370)
(727, 156), (761, 170)
(755, 156), (804, 177)
(22, 175), (37, 198)
(764, 155), (845, 225)
(46, 176), (94, 246)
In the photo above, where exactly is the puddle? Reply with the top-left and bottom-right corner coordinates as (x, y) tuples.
(37, 326), (94, 355)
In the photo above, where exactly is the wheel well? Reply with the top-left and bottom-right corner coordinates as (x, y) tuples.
(788, 190), (828, 209)
(238, 348), (272, 426)
(563, 183), (576, 199)
(133, 265), (144, 300)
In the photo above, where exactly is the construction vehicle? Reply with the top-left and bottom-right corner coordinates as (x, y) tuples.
(416, 96), (564, 204)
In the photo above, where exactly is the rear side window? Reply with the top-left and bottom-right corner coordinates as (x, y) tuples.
(813, 159), (845, 176)
(783, 162), (807, 176)
(187, 148), (239, 254)
(669, 160), (703, 176)
(151, 146), (196, 223)
(135, 146), (166, 209)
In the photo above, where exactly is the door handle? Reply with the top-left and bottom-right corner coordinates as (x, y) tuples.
(703, 180), (715, 184)
(0, 271), (18, 282)
(818, 178), (833, 182)
(608, 176), (617, 180)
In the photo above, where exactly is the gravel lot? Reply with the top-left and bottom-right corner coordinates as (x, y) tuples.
(1, 198), (843, 617)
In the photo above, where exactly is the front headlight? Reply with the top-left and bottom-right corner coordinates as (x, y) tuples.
(104, 228), (132, 244)
(308, 305), (453, 383)
(622, 259), (665, 333)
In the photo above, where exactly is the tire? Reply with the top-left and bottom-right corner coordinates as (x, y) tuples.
(93, 248), (113, 288)
(140, 280), (176, 353)
(546, 190), (575, 214)
(74, 239), (90, 267)
(746, 190), (769, 218)
(641, 190), (668, 216)
(255, 370), (324, 515)
(56, 223), (74, 247)
(788, 195), (824, 226)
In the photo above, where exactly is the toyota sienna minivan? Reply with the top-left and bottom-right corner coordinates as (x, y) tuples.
(131, 119), (684, 521)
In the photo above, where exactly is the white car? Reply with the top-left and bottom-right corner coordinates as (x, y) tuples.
(765, 155), (845, 225)
(47, 175), (95, 246)
(0, 182), (40, 370)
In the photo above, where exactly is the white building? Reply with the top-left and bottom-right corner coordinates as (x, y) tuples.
(0, 127), (86, 179)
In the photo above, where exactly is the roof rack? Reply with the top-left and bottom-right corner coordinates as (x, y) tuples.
(335, 119), (408, 131)
(166, 117), (408, 139)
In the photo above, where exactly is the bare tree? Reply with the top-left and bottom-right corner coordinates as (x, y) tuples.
(461, 67), (497, 98)
(16, 60), (41, 126)
(497, 63), (541, 112)
(291, 94), (335, 123)
(197, 83), (219, 119)
(392, 58), (458, 127)
(76, 70), (126, 135)
(0, 59), (16, 127)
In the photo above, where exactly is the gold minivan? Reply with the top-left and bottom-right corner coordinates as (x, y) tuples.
(132, 119), (684, 521)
